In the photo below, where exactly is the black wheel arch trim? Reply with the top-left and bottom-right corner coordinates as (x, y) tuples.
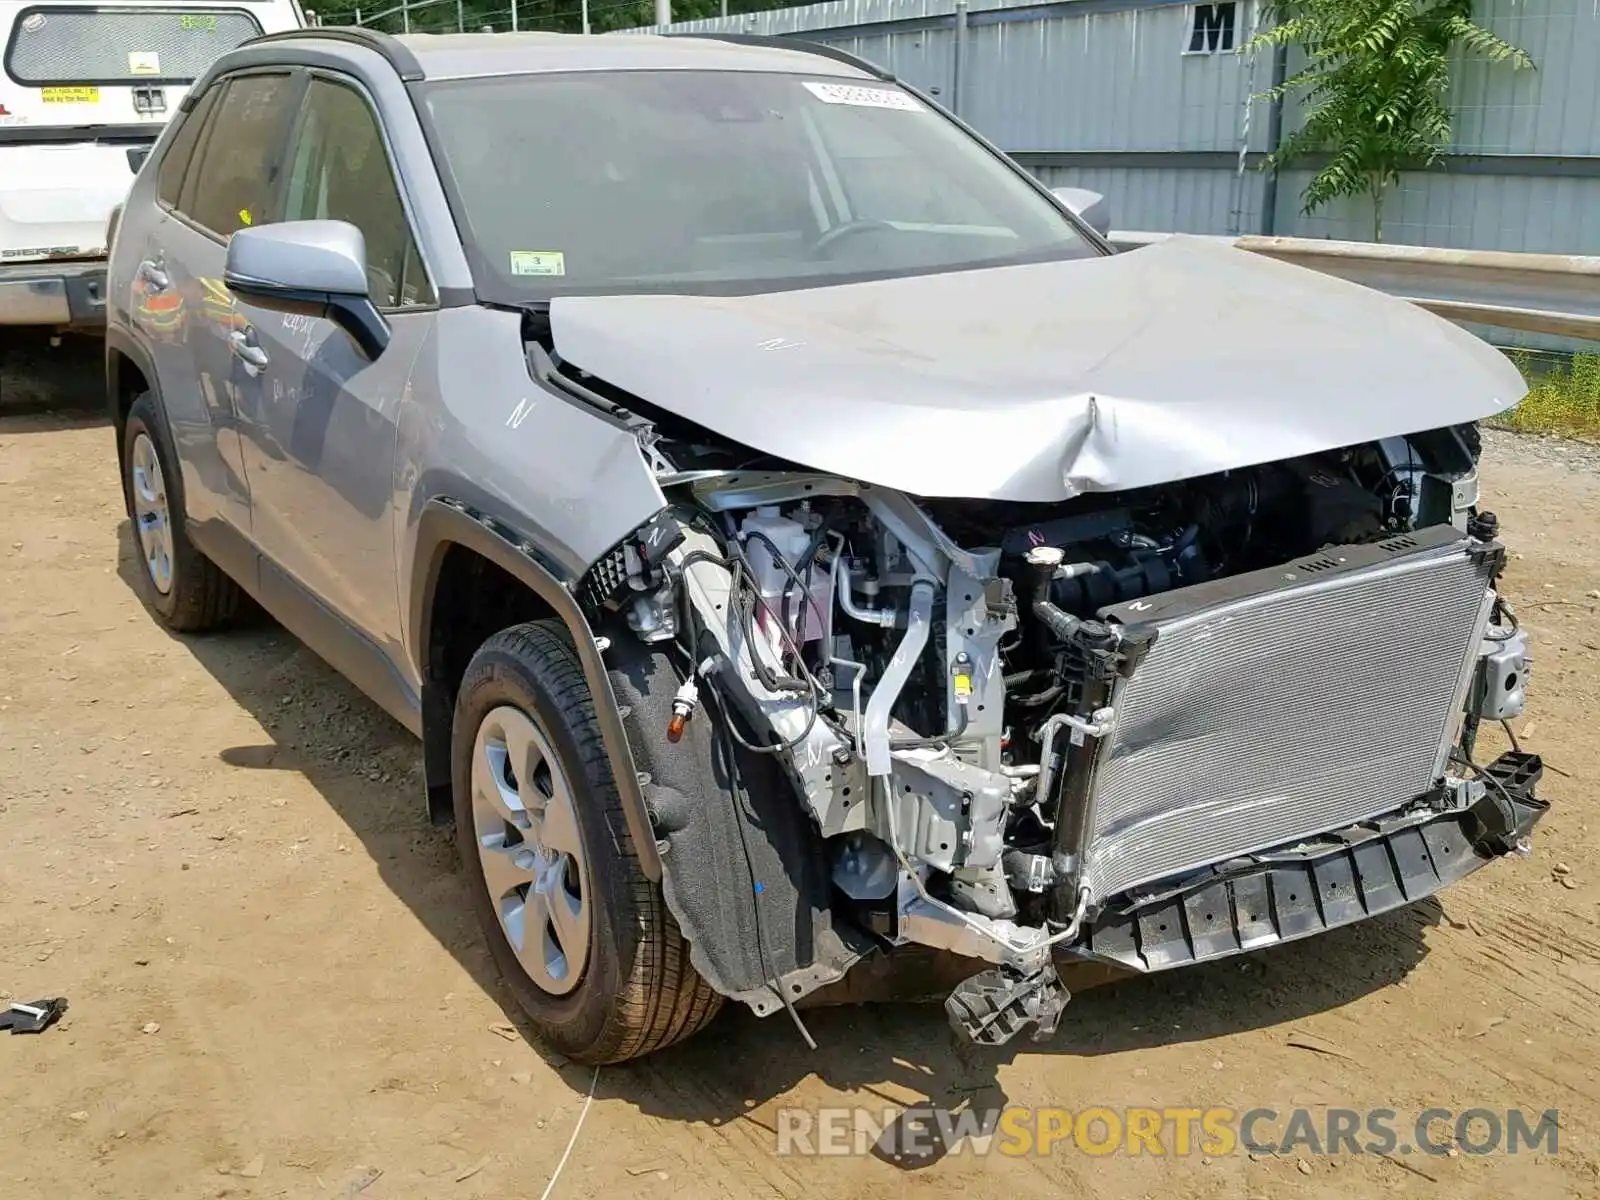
(105, 326), (162, 431)
(106, 331), (173, 527)
(410, 498), (662, 882)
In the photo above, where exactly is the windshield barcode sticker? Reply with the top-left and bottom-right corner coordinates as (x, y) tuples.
(802, 82), (923, 112)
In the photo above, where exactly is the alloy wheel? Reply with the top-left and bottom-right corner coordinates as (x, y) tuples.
(129, 432), (174, 595)
(470, 705), (592, 995)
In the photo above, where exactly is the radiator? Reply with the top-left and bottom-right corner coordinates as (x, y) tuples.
(1077, 525), (1497, 904)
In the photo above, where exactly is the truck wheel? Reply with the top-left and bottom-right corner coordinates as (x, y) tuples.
(452, 621), (721, 1063)
(120, 392), (239, 631)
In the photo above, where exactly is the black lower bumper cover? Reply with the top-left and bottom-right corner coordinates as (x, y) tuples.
(1081, 751), (1547, 973)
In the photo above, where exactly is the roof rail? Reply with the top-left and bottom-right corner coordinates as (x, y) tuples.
(666, 32), (894, 82)
(246, 25), (425, 81)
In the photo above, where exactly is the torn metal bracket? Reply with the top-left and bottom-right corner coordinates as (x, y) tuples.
(945, 963), (1070, 1046)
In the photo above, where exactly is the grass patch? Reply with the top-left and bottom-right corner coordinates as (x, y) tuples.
(1491, 351), (1600, 439)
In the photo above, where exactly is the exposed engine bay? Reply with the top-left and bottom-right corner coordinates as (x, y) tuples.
(563, 356), (1544, 1047)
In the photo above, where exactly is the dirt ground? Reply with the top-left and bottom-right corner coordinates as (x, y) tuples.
(3, 344), (1599, 1198)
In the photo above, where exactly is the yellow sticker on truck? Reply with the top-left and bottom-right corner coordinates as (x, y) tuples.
(41, 86), (99, 104)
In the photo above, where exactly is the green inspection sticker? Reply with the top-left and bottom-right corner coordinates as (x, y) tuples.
(509, 250), (565, 277)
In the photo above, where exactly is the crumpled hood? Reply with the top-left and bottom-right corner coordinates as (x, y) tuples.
(549, 236), (1526, 501)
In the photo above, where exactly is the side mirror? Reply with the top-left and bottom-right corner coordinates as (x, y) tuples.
(1050, 187), (1111, 239)
(224, 219), (390, 359)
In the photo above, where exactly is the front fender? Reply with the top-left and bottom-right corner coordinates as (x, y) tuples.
(409, 498), (662, 881)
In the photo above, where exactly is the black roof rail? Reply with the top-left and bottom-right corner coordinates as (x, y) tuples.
(245, 25), (425, 81)
(667, 31), (894, 82)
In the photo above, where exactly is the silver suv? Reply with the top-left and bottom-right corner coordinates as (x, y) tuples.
(106, 28), (1546, 1064)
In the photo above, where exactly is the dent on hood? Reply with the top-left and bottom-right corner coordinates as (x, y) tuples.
(549, 238), (1526, 500)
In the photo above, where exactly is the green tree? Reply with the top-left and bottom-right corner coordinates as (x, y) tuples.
(1250, 0), (1533, 241)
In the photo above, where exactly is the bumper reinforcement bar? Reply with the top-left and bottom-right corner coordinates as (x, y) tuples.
(1079, 752), (1547, 973)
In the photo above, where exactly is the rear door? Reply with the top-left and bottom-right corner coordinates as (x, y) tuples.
(151, 68), (301, 537)
(0, 2), (297, 266)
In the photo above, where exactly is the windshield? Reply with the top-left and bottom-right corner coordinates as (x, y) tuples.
(4, 6), (263, 86)
(419, 70), (1095, 299)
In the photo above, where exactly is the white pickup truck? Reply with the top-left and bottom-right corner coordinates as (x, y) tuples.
(1, 0), (303, 330)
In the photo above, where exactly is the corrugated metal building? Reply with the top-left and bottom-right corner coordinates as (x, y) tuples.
(630, 0), (1600, 254)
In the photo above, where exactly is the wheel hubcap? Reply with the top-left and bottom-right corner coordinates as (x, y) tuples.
(129, 432), (174, 595)
(471, 705), (591, 995)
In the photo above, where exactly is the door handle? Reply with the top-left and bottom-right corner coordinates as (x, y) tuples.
(230, 326), (269, 374)
(137, 259), (169, 291)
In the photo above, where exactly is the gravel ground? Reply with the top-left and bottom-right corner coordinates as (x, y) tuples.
(1483, 426), (1600, 475)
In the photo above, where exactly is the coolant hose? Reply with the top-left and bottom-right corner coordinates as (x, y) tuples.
(1033, 598), (1086, 641)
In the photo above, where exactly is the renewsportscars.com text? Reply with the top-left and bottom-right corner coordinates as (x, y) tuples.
(774, 1105), (1561, 1161)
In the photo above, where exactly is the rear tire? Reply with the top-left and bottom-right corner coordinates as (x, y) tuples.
(120, 392), (239, 632)
(452, 620), (721, 1063)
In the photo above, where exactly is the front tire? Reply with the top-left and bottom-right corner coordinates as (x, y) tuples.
(119, 392), (239, 631)
(452, 621), (721, 1063)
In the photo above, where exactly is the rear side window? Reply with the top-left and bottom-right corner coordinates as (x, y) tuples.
(157, 85), (220, 208)
(180, 72), (296, 238)
(4, 6), (263, 87)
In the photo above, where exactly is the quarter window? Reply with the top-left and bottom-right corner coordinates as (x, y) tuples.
(281, 78), (432, 309)
(181, 72), (297, 237)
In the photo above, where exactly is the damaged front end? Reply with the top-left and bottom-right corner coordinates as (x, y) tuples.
(563, 363), (1545, 1048)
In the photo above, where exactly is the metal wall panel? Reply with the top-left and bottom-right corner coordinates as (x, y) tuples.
(1030, 163), (1263, 232)
(959, 7), (1269, 154)
(642, 0), (1269, 156)
(1449, 0), (1600, 156)
(1275, 169), (1600, 253)
(632, 0), (1600, 253)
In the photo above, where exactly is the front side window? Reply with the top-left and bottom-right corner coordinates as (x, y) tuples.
(281, 78), (432, 309)
(181, 72), (296, 238)
(418, 70), (1093, 300)
(4, 6), (263, 86)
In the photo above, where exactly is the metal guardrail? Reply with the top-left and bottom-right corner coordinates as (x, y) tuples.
(1111, 231), (1600, 341)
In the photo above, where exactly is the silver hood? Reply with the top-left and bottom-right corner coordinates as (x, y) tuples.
(549, 236), (1525, 501)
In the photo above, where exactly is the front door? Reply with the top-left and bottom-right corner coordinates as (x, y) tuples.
(232, 74), (435, 656)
